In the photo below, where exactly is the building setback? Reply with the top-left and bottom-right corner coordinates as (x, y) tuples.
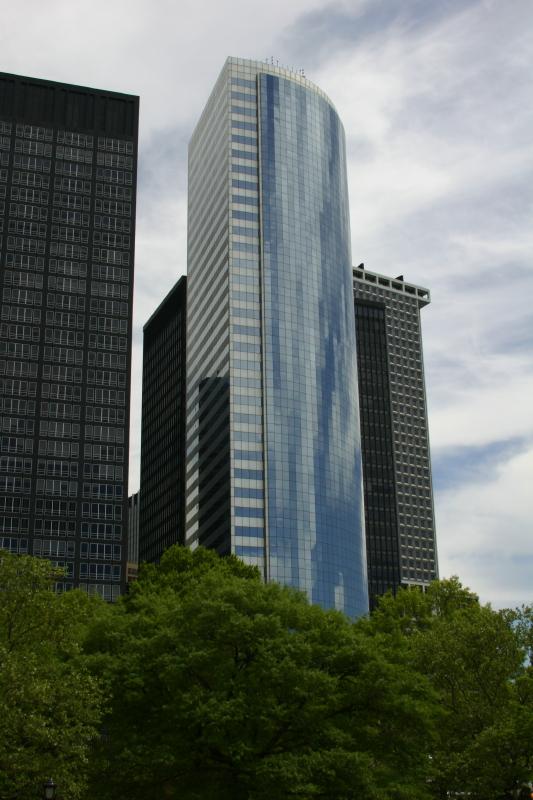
(0, 72), (138, 600)
(353, 265), (437, 606)
(138, 276), (187, 563)
(185, 57), (368, 617)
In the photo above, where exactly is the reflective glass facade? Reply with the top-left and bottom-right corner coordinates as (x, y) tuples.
(259, 75), (366, 615)
(186, 58), (368, 617)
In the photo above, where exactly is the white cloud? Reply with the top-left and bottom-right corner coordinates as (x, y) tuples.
(437, 441), (533, 608)
(311, 2), (533, 242)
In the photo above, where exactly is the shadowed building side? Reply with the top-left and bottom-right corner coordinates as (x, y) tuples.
(138, 276), (187, 563)
(353, 266), (438, 601)
(198, 375), (231, 555)
(354, 299), (401, 608)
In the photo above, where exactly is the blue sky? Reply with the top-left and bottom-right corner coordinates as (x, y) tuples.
(2, 0), (532, 608)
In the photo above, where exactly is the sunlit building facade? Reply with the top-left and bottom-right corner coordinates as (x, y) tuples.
(185, 58), (368, 617)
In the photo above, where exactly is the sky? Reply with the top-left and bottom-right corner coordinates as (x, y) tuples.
(1, 0), (531, 609)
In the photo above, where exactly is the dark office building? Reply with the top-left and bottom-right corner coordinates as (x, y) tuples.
(355, 299), (401, 605)
(0, 72), (138, 600)
(353, 266), (438, 607)
(138, 276), (186, 563)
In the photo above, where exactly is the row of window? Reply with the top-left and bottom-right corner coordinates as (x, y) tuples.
(30, 535), (123, 560)
(0, 379), (36, 396)
(5, 189), (127, 219)
(0, 360), (38, 377)
(0, 521), (120, 541)
(0, 476), (31, 493)
(4, 253), (44, 270)
(4, 237), (45, 254)
(0, 417), (34, 434)
(8, 129), (131, 154)
(1, 324), (38, 342)
(82, 483), (123, 499)
(2, 243), (130, 267)
(0, 516), (122, 544)
(1, 157), (134, 185)
(2, 226), (132, 254)
(0, 498), (123, 518)
(4, 459), (124, 480)
(56, 145), (92, 163)
(0, 397), (35, 414)
(3, 271), (43, 288)
(0, 459), (124, 483)
(8, 203), (48, 220)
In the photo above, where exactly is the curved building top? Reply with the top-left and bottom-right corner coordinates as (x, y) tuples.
(227, 56), (338, 108)
(190, 56), (343, 148)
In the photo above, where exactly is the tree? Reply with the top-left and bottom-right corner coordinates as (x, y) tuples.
(0, 551), (104, 800)
(368, 579), (533, 799)
(84, 546), (436, 800)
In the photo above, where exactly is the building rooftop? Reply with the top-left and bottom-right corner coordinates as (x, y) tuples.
(353, 264), (431, 307)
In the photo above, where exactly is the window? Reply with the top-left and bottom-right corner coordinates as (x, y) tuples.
(35, 499), (76, 517)
(33, 539), (75, 557)
(36, 478), (77, 496)
(80, 563), (121, 581)
(80, 521), (122, 540)
(80, 542), (121, 560)
(34, 519), (76, 537)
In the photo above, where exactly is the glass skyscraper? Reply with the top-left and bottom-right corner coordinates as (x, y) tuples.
(186, 58), (368, 617)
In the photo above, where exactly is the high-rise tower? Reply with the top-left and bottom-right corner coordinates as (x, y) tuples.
(0, 72), (138, 600)
(353, 266), (437, 607)
(185, 58), (367, 617)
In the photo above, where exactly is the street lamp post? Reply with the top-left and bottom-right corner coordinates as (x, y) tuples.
(43, 778), (57, 800)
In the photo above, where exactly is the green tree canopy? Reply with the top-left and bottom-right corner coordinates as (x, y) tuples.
(84, 546), (436, 800)
(2, 547), (531, 800)
(368, 579), (533, 799)
(0, 551), (104, 800)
